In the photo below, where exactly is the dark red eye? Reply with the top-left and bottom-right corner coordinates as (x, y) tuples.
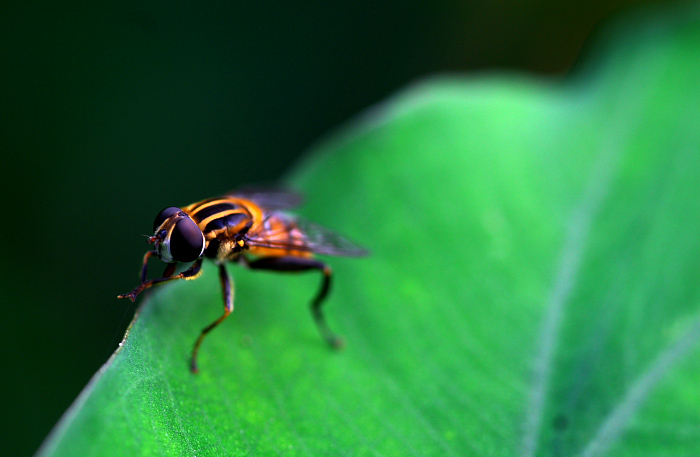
(170, 218), (204, 262)
(153, 207), (180, 232)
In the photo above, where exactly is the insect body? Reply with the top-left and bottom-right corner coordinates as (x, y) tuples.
(118, 189), (367, 373)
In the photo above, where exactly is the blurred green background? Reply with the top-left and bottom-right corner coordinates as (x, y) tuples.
(0, 0), (670, 454)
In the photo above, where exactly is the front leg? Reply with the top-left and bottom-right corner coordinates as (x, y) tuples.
(243, 256), (342, 349)
(118, 257), (203, 302)
(139, 250), (158, 283)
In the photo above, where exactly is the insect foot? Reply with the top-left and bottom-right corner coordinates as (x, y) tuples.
(117, 291), (138, 302)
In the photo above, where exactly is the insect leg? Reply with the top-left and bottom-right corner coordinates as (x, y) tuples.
(140, 250), (158, 283)
(190, 263), (234, 374)
(117, 258), (202, 302)
(244, 256), (343, 349)
(161, 262), (178, 278)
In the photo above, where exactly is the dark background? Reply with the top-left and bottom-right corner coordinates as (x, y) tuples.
(1, 0), (666, 454)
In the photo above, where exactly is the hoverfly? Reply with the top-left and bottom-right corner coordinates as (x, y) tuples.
(118, 188), (367, 373)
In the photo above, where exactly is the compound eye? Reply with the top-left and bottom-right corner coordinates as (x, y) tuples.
(170, 217), (204, 262)
(153, 207), (181, 232)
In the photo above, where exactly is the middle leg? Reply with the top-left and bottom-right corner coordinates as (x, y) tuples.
(190, 263), (234, 373)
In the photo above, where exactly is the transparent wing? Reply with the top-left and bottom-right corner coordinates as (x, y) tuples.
(246, 214), (369, 257)
(226, 185), (303, 211)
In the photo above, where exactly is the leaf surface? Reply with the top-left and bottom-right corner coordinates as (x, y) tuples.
(39, 3), (700, 456)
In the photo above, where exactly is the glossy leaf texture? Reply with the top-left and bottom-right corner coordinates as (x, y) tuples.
(39, 3), (700, 456)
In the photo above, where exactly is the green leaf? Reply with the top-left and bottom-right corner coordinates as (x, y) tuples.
(39, 3), (700, 456)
